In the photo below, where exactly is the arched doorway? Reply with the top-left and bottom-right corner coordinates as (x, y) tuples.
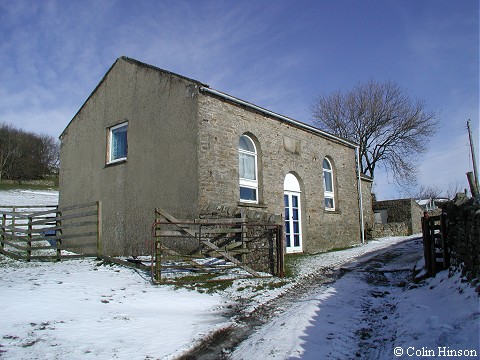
(284, 173), (302, 253)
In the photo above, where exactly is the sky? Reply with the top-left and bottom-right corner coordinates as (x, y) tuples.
(0, 0), (478, 200)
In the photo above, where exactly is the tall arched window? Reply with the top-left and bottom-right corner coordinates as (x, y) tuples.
(323, 158), (335, 210)
(239, 134), (258, 203)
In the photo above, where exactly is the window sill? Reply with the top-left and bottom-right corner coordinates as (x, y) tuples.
(238, 202), (268, 209)
(105, 159), (127, 168)
(324, 209), (342, 215)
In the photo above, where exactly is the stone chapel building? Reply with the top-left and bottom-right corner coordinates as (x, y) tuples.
(59, 56), (373, 256)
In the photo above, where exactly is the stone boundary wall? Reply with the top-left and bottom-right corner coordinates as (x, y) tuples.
(371, 198), (423, 238)
(445, 194), (480, 279)
(199, 204), (282, 224)
(371, 222), (410, 238)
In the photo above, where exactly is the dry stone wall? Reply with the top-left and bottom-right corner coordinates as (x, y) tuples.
(445, 194), (480, 279)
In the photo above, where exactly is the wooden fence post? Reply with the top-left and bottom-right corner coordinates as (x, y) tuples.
(429, 217), (437, 276)
(56, 207), (62, 261)
(276, 225), (285, 277)
(155, 224), (162, 283)
(11, 207), (16, 237)
(152, 209), (163, 283)
(27, 216), (32, 262)
(421, 214), (429, 272)
(1, 213), (6, 250)
(241, 220), (247, 264)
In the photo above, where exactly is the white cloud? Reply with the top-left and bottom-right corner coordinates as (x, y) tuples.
(1, 107), (72, 138)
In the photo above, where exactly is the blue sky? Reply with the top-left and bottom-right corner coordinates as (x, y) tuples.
(0, 0), (478, 199)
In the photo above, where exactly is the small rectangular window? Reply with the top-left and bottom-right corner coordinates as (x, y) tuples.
(324, 172), (333, 192)
(239, 153), (257, 180)
(240, 186), (257, 202)
(107, 122), (128, 164)
(325, 197), (334, 209)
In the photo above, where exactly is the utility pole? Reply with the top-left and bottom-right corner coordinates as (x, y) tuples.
(467, 119), (479, 188)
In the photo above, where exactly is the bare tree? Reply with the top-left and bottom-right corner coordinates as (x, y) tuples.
(413, 185), (443, 200)
(411, 182), (465, 200)
(39, 134), (60, 175)
(311, 80), (438, 185)
(445, 182), (465, 199)
(0, 123), (22, 182)
(0, 122), (60, 181)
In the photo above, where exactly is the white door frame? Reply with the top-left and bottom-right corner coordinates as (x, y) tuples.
(284, 174), (303, 253)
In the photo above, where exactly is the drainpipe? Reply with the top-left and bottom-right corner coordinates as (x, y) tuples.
(356, 147), (365, 245)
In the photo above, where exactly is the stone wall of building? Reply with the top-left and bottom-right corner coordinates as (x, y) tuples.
(196, 91), (364, 253)
(444, 194), (480, 279)
(410, 199), (425, 234)
(361, 177), (374, 236)
(373, 198), (423, 237)
(374, 199), (410, 222)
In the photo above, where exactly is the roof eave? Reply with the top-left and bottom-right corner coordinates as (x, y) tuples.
(199, 86), (358, 149)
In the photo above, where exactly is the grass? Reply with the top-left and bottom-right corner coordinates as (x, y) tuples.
(284, 252), (310, 277)
(0, 178), (58, 191)
(173, 276), (235, 294)
(283, 244), (358, 277)
(324, 244), (357, 253)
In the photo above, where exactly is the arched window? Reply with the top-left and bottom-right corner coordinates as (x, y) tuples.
(323, 158), (335, 210)
(239, 135), (258, 203)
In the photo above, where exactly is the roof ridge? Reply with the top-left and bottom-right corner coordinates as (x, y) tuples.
(119, 56), (209, 87)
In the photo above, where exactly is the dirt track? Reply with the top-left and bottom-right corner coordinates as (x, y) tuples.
(176, 237), (423, 360)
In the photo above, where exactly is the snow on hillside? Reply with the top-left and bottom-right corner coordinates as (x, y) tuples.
(0, 189), (59, 206)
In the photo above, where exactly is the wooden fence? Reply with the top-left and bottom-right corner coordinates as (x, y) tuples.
(152, 208), (284, 284)
(0, 202), (100, 261)
(421, 213), (449, 277)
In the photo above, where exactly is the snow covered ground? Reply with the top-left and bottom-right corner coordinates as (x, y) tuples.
(0, 257), (231, 359)
(0, 189), (59, 207)
(0, 190), (233, 359)
(231, 238), (480, 359)
(0, 190), (478, 359)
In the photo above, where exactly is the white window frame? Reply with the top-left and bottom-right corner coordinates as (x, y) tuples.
(323, 158), (335, 211)
(107, 121), (128, 164)
(239, 134), (258, 203)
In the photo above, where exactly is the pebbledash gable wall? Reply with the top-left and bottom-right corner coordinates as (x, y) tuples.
(59, 58), (202, 256)
(197, 91), (364, 253)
